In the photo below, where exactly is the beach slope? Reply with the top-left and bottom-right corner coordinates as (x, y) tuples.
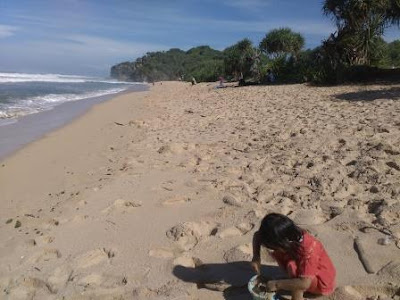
(0, 82), (399, 299)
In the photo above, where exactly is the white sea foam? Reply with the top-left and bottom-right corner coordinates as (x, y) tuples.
(0, 72), (138, 84)
(0, 87), (128, 120)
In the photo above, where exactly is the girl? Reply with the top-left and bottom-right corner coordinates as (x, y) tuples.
(251, 213), (336, 300)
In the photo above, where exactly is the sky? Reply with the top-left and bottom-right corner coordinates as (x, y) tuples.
(0, 0), (399, 76)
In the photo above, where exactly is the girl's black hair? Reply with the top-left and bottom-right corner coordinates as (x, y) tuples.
(259, 213), (303, 259)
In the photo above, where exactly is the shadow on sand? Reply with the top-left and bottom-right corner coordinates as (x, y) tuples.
(334, 87), (400, 102)
(172, 261), (286, 300)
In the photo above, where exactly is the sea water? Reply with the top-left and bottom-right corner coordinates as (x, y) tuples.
(0, 72), (142, 125)
(0, 72), (147, 160)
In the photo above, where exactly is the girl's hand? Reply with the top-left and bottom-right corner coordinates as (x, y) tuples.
(251, 260), (261, 275)
(266, 280), (278, 292)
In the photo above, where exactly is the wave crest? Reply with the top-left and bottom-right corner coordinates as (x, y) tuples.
(0, 87), (127, 120)
(0, 72), (137, 84)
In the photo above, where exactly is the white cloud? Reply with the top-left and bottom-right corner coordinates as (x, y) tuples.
(0, 25), (18, 38)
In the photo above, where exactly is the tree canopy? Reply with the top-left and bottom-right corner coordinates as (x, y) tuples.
(323, 0), (400, 65)
(259, 28), (305, 58)
(223, 38), (256, 79)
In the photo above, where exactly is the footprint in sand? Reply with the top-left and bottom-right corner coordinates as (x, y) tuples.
(157, 143), (192, 155)
(224, 182), (254, 201)
(71, 215), (90, 223)
(42, 218), (60, 229)
(27, 248), (61, 263)
(162, 195), (191, 206)
(74, 248), (115, 269)
(173, 255), (203, 268)
(148, 247), (176, 259)
(24, 239), (37, 247)
(77, 273), (127, 289)
(166, 221), (219, 251)
(178, 156), (201, 168)
(3, 277), (55, 298)
(222, 194), (243, 207)
(48, 265), (74, 290)
(218, 227), (244, 239)
(101, 199), (142, 215)
(291, 208), (329, 225)
(38, 236), (55, 244)
(236, 222), (254, 234)
(223, 244), (252, 263)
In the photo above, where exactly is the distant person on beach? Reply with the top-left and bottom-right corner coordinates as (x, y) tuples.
(251, 213), (336, 300)
(238, 72), (245, 86)
(267, 69), (275, 83)
(218, 76), (225, 88)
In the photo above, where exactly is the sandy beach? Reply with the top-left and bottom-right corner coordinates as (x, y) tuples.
(0, 82), (399, 300)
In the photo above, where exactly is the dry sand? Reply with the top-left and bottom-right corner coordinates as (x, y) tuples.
(0, 82), (399, 300)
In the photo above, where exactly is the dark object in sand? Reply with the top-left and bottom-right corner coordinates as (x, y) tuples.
(14, 220), (21, 228)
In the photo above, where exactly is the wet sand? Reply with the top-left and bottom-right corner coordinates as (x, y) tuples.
(0, 82), (399, 299)
(0, 85), (147, 160)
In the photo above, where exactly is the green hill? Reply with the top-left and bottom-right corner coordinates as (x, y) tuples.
(110, 46), (224, 82)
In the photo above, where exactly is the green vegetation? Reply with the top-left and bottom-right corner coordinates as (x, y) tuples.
(260, 28), (305, 59)
(315, 0), (400, 83)
(111, 1), (399, 84)
(387, 40), (400, 66)
(223, 38), (262, 82)
(111, 46), (224, 82)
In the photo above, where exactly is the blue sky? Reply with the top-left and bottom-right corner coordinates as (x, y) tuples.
(0, 0), (398, 76)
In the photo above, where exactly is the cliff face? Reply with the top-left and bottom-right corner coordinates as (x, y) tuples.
(110, 62), (146, 82)
(110, 46), (224, 82)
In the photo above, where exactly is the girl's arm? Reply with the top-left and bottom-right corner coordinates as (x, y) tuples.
(267, 278), (312, 300)
(251, 231), (262, 274)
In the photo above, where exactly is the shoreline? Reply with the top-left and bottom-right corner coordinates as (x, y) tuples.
(0, 84), (148, 161)
(0, 81), (399, 299)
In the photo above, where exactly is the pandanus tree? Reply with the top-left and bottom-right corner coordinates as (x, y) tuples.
(259, 28), (305, 60)
(387, 0), (400, 24)
(223, 38), (256, 80)
(323, 0), (400, 65)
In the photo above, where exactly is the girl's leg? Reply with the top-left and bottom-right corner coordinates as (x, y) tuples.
(291, 289), (305, 300)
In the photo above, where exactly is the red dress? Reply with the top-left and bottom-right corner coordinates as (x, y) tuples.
(271, 232), (336, 295)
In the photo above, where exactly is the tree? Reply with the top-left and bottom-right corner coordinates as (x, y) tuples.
(323, 0), (399, 65)
(385, 0), (400, 25)
(223, 38), (255, 80)
(387, 39), (400, 66)
(110, 46), (224, 82)
(259, 28), (305, 59)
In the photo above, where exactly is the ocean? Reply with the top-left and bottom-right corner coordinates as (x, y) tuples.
(0, 72), (142, 126)
(0, 72), (147, 159)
